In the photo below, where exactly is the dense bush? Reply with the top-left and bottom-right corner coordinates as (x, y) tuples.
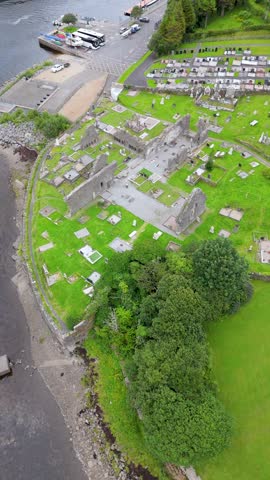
(91, 239), (252, 466)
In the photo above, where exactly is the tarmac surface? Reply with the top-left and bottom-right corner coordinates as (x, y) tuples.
(0, 149), (87, 480)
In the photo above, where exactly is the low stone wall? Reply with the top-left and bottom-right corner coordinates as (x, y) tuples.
(250, 272), (270, 282)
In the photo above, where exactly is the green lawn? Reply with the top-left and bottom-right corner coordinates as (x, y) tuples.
(31, 177), (177, 328)
(198, 281), (270, 480)
(120, 90), (206, 130)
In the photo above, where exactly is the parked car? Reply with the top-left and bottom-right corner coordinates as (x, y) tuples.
(130, 24), (141, 33)
(64, 62), (70, 68)
(121, 28), (131, 38)
(51, 64), (64, 73)
(119, 26), (128, 34)
(139, 17), (150, 23)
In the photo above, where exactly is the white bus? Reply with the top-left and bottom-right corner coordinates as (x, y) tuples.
(77, 28), (105, 46)
(73, 31), (101, 49)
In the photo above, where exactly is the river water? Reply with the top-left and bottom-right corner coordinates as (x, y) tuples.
(0, 0), (131, 85)
(0, 1), (130, 478)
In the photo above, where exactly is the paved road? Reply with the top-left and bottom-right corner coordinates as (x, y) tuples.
(124, 52), (157, 86)
(0, 150), (87, 480)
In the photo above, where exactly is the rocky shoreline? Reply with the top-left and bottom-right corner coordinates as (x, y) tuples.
(0, 121), (44, 148)
(5, 144), (162, 480)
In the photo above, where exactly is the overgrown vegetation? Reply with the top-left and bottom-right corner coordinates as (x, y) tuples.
(0, 108), (70, 139)
(149, 0), (269, 54)
(88, 238), (251, 467)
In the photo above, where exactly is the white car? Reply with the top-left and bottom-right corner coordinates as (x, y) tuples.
(51, 64), (64, 73)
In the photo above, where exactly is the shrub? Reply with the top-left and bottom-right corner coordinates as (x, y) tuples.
(34, 112), (70, 138)
(263, 168), (270, 180)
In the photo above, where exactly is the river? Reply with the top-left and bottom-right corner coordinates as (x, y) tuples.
(0, 1), (130, 478)
(0, 0), (131, 85)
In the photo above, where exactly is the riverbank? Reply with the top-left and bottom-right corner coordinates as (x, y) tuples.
(0, 146), (117, 480)
(0, 147), (88, 480)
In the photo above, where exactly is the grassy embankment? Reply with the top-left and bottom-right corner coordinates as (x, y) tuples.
(198, 281), (270, 480)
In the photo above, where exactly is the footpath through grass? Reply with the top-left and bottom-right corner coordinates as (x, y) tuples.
(198, 281), (270, 480)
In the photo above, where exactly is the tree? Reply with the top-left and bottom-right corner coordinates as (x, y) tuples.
(192, 238), (250, 313)
(62, 13), (77, 24)
(149, 0), (186, 54)
(130, 5), (143, 19)
(141, 387), (232, 466)
(217, 0), (235, 16)
(194, 0), (216, 27)
(133, 337), (212, 405)
(182, 0), (196, 29)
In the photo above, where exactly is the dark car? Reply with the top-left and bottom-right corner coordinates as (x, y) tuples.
(64, 62), (70, 68)
(139, 17), (150, 23)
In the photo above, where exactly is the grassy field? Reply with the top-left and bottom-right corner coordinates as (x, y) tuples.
(198, 281), (270, 480)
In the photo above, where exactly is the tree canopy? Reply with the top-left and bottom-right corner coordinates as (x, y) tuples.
(130, 5), (143, 18)
(62, 13), (77, 24)
(91, 238), (251, 466)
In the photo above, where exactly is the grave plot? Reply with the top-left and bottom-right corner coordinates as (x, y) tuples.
(32, 198), (149, 328)
(41, 120), (135, 196)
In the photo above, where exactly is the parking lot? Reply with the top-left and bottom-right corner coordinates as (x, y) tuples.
(60, 0), (167, 78)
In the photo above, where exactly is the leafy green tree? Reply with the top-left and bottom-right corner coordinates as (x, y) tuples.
(130, 5), (143, 19)
(134, 337), (212, 405)
(142, 387), (232, 466)
(62, 13), (77, 24)
(182, 0), (196, 29)
(192, 238), (250, 313)
(132, 238), (165, 265)
(152, 286), (210, 341)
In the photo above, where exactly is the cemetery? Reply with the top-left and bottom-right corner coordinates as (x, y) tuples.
(145, 42), (270, 93)
(31, 45), (270, 329)
(33, 193), (178, 328)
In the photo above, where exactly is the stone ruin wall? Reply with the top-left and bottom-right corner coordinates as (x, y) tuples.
(65, 162), (117, 215)
(145, 114), (191, 158)
(176, 188), (206, 233)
